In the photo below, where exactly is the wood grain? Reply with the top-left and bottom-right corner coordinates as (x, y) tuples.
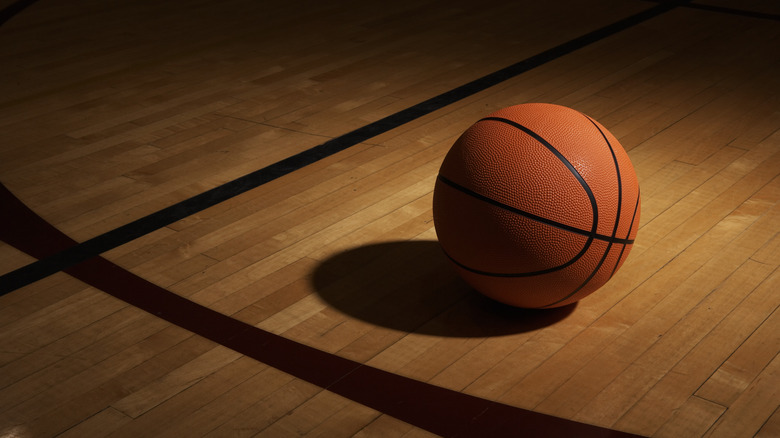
(1, 0), (779, 436)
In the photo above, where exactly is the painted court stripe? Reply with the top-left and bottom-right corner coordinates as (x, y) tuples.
(0, 0), (688, 295)
(0, 1), (692, 435)
(0, 183), (643, 437)
(643, 0), (780, 22)
(685, 3), (780, 21)
(0, 0), (40, 26)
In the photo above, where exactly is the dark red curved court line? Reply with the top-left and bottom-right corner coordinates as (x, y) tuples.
(0, 184), (643, 437)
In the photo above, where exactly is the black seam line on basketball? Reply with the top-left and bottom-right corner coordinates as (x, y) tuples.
(581, 114), (642, 282)
(437, 175), (634, 246)
(585, 113), (625, 246)
(442, 174), (597, 276)
(609, 191), (641, 280)
(478, 116), (600, 240)
(441, 247), (590, 278)
(539, 232), (616, 309)
(539, 114), (626, 308)
(0, 0), (687, 295)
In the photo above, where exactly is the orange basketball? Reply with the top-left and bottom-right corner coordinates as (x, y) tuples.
(433, 103), (640, 308)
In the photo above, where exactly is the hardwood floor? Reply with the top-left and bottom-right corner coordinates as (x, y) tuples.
(1, 0), (778, 436)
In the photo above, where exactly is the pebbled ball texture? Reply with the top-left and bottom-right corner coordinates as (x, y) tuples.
(433, 103), (640, 308)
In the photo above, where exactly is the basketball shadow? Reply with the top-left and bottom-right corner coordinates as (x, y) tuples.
(310, 240), (576, 338)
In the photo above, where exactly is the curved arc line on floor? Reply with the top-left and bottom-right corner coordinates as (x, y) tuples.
(0, 183), (640, 437)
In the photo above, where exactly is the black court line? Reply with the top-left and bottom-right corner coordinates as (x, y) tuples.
(644, 0), (780, 21)
(0, 0), (40, 26)
(0, 0), (690, 295)
(690, 4), (780, 21)
(0, 182), (645, 438)
(686, 3), (780, 21)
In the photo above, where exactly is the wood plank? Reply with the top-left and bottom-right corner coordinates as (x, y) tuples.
(353, 414), (418, 438)
(756, 406), (780, 438)
(254, 390), (355, 437)
(0, 244), (35, 275)
(569, 186), (779, 425)
(57, 408), (132, 438)
(303, 402), (380, 438)
(0, 326), (202, 436)
(495, 147), (780, 413)
(111, 346), (242, 418)
(155, 364), (293, 438)
(201, 379), (323, 438)
(1, 1), (779, 437)
(0, 288), (126, 355)
(695, 297), (780, 406)
(653, 396), (726, 438)
(0, 305), (152, 392)
(104, 355), (263, 437)
(703, 352), (780, 438)
(613, 267), (780, 435)
(572, 259), (774, 427)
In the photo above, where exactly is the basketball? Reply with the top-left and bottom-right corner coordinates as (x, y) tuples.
(433, 103), (640, 308)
